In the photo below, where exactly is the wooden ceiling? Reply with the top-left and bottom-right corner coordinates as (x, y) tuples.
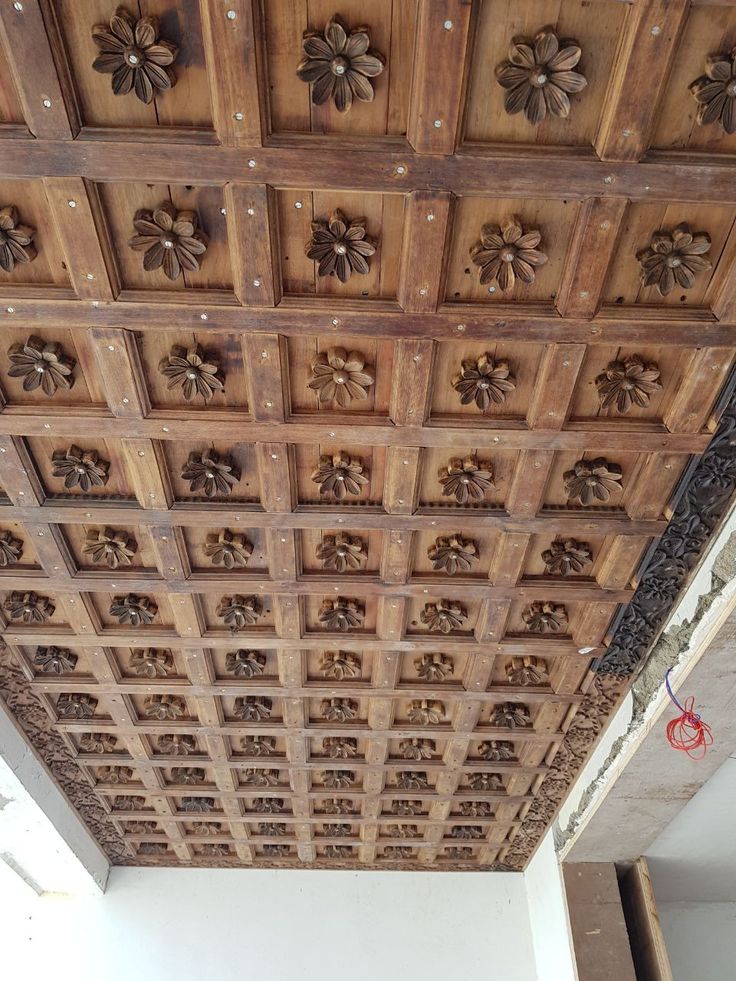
(0, 0), (735, 871)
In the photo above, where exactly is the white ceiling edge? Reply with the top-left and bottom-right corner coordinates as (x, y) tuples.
(556, 505), (736, 861)
(0, 700), (108, 896)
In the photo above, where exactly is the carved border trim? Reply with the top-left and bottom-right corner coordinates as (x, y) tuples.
(598, 381), (736, 676)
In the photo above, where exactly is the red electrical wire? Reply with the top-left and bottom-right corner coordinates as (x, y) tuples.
(664, 669), (713, 760)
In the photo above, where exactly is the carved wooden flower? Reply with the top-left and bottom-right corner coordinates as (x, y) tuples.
(203, 529), (252, 570)
(34, 646), (77, 674)
(468, 772), (503, 791)
(181, 797), (214, 813)
(428, 534), (478, 575)
(323, 798), (354, 815)
(316, 532), (367, 573)
(217, 594), (262, 631)
(452, 825), (485, 840)
(460, 801), (493, 818)
(324, 770), (355, 789)
(51, 445), (110, 492)
(495, 29), (587, 125)
(7, 335), (75, 396)
(420, 600), (467, 634)
(172, 767), (205, 785)
(522, 601), (568, 634)
(57, 694), (97, 720)
(159, 345), (224, 403)
(690, 50), (736, 133)
(0, 529), (22, 567)
(225, 650), (266, 678)
(202, 843), (230, 858)
(157, 734), (196, 756)
(126, 820), (159, 834)
(385, 846), (413, 859)
(446, 846), (473, 859)
(192, 821), (222, 835)
(507, 656), (548, 686)
(408, 699), (444, 726)
(308, 348), (375, 407)
(414, 652), (454, 682)
(83, 527), (137, 569)
(311, 451), (368, 499)
(115, 795), (145, 811)
(564, 458), (623, 506)
(110, 593), (157, 628)
(4, 591), (54, 623)
(80, 732), (118, 753)
(637, 224), (711, 297)
(0, 205), (36, 272)
(139, 842), (168, 857)
(297, 15), (384, 111)
(259, 822), (287, 837)
(400, 738), (435, 761)
(144, 694), (185, 721)
(129, 203), (207, 281)
(306, 210), (376, 283)
(478, 740), (516, 762)
(91, 7), (177, 103)
(320, 650), (361, 679)
(452, 355), (516, 411)
(318, 596), (364, 632)
(264, 843), (291, 857)
(542, 538), (592, 576)
(324, 823), (352, 838)
(595, 355), (662, 414)
(397, 771), (428, 790)
(234, 696), (272, 721)
(439, 455), (494, 505)
(471, 216), (547, 292)
(181, 450), (239, 498)
(324, 844), (352, 859)
(253, 798), (285, 813)
(323, 736), (357, 759)
(389, 824), (419, 840)
(129, 648), (172, 678)
(98, 766), (134, 785)
(320, 697), (358, 722)
(241, 737), (276, 757)
(244, 769), (279, 787)
(392, 800), (422, 816)
(490, 702), (531, 729)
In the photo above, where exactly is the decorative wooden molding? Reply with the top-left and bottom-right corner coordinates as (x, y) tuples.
(637, 224), (711, 297)
(91, 7), (178, 104)
(296, 16), (384, 113)
(495, 29), (587, 126)
(305, 210), (376, 283)
(471, 217), (547, 293)
(129, 203), (207, 281)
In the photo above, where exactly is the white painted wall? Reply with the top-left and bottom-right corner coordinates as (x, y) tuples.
(525, 834), (578, 981)
(657, 902), (736, 981)
(2, 867), (540, 981)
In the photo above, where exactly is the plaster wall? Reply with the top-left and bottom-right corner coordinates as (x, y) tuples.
(657, 902), (736, 981)
(2, 866), (541, 981)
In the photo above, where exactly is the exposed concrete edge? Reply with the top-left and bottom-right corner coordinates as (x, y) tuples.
(555, 507), (736, 859)
(0, 699), (109, 894)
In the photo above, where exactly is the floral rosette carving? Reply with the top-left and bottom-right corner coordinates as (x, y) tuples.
(225, 650), (266, 678)
(7, 335), (75, 396)
(33, 646), (77, 674)
(308, 348), (375, 407)
(563, 458), (622, 507)
(51, 445), (110, 492)
(471, 216), (547, 292)
(306, 210), (376, 283)
(595, 355), (662, 414)
(439, 456), (494, 505)
(4, 591), (54, 624)
(316, 533), (367, 573)
(91, 6), (178, 103)
(428, 535), (478, 575)
(83, 527), (137, 569)
(318, 597), (364, 632)
(319, 651), (361, 680)
(129, 648), (172, 678)
(637, 224), (711, 297)
(495, 29), (587, 125)
(414, 652), (454, 682)
(204, 530), (252, 569)
(0, 206), (36, 272)
(420, 600), (467, 634)
(0, 530), (22, 567)
(452, 355), (516, 411)
(296, 15), (385, 112)
(542, 538), (592, 576)
(110, 594), (157, 628)
(129, 202), (207, 281)
(159, 345), (224, 403)
(521, 601), (568, 634)
(181, 450), (239, 498)
(311, 452), (369, 499)
(217, 595), (262, 631)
